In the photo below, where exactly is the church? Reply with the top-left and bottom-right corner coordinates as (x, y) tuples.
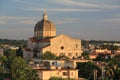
(23, 10), (82, 59)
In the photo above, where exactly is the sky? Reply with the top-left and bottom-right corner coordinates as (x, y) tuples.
(0, 0), (120, 41)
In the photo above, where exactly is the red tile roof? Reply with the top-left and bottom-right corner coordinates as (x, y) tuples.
(29, 37), (54, 43)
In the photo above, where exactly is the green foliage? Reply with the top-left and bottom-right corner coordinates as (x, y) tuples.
(0, 55), (7, 62)
(1, 49), (40, 80)
(81, 51), (90, 59)
(100, 44), (109, 49)
(42, 51), (57, 60)
(11, 57), (39, 80)
(76, 62), (101, 80)
(94, 54), (111, 62)
(4, 49), (16, 58)
(0, 39), (27, 47)
(49, 77), (60, 80)
(49, 77), (74, 80)
(94, 54), (105, 61)
(107, 45), (119, 54)
(16, 47), (23, 57)
(0, 66), (5, 80)
(105, 55), (120, 80)
(57, 55), (69, 60)
(99, 44), (119, 54)
(0, 55), (7, 80)
(49, 77), (75, 80)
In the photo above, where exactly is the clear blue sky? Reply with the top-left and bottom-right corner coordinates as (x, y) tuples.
(0, 0), (120, 40)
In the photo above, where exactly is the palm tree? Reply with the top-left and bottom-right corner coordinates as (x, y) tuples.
(105, 56), (120, 80)
(77, 62), (101, 79)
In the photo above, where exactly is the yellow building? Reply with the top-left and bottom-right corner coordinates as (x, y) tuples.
(29, 60), (78, 80)
(23, 10), (82, 59)
(37, 69), (78, 80)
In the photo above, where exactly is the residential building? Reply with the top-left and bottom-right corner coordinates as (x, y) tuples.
(29, 60), (78, 80)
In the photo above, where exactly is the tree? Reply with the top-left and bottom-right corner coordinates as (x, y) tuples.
(49, 77), (66, 80)
(2, 49), (40, 80)
(0, 55), (7, 80)
(49, 77), (75, 80)
(16, 47), (23, 57)
(4, 49), (16, 58)
(49, 77), (60, 80)
(11, 57), (39, 80)
(94, 54), (111, 62)
(81, 51), (90, 59)
(42, 51), (57, 60)
(0, 66), (4, 80)
(26, 69), (40, 80)
(107, 45), (119, 54)
(76, 62), (101, 80)
(57, 55), (69, 60)
(0, 55), (7, 63)
(100, 44), (109, 49)
(105, 55), (120, 80)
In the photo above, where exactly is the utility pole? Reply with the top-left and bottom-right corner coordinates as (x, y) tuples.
(94, 70), (97, 80)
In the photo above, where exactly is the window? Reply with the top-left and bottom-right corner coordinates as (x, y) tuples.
(68, 53), (71, 56)
(33, 48), (38, 58)
(52, 62), (55, 65)
(33, 52), (37, 58)
(76, 53), (78, 56)
(57, 72), (59, 75)
(71, 72), (73, 76)
(76, 44), (78, 48)
(61, 46), (64, 50)
(63, 72), (68, 76)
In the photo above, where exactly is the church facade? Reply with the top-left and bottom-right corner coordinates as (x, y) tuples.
(23, 10), (82, 59)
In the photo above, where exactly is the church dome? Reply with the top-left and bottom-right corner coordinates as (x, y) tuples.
(34, 19), (56, 32)
(34, 10), (56, 32)
(34, 10), (56, 39)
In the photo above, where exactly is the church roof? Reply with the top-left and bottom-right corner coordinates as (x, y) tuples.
(29, 37), (53, 43)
